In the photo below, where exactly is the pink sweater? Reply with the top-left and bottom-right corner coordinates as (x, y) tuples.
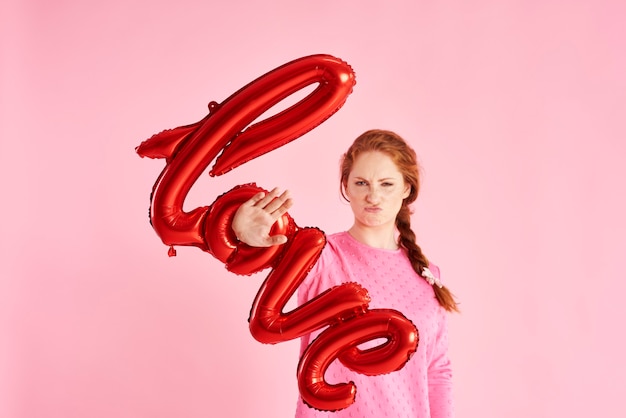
(295, 232), (453, 418)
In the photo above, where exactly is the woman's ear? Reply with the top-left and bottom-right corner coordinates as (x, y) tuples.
(341, 181), (351, 202)
(402, 184), (411, 199)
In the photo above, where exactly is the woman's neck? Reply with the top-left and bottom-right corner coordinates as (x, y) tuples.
(347, 225), (398, 250)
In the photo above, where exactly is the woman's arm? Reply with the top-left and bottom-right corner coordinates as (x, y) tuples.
(428, 266), (454, 418)
(428, 311), (454, 418)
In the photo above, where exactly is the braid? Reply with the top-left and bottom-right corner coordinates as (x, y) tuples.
(396, 206), (429, 272)
(396, 205), (459, 312)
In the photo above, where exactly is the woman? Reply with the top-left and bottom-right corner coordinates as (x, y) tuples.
(233, 129), (458, 418)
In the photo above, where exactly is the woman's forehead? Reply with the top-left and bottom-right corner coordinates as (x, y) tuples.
(349, 151), (403, 178)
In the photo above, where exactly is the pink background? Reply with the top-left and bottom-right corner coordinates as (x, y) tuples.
(2, 0), (625, 417)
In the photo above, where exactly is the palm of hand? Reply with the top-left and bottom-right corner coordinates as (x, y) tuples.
(231, 188), (292, 247)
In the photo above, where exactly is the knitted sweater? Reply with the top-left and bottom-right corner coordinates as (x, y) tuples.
(295, 232), (453, 418)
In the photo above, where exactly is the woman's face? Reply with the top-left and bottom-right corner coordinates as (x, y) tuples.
(345, 151), (410, 230)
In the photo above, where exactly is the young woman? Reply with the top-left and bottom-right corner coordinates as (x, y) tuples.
(233, 129), (458, 418)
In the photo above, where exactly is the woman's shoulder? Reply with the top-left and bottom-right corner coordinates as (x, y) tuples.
(325, 230), (351, 245)
(297, 231), (349, 299)
(314, 231), (350, 267)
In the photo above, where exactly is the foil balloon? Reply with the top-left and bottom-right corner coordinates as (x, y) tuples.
(136, 54), (419, 411)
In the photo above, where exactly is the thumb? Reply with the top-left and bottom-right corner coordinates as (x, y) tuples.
(265, 234), (288, 246)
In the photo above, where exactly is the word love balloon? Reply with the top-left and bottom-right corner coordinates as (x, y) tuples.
(136, 54), (419, 411)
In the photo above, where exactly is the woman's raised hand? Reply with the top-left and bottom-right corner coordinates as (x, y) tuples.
(231, 188), (294, 247)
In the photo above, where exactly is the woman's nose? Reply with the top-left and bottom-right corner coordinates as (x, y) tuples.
(366, 187), (380, 203)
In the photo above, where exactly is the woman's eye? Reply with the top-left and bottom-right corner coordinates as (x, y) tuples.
(355, 181), (367, 186)
(382, 182), (393, 187)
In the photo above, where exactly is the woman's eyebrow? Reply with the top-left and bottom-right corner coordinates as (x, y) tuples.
(352, 175), (397, 180)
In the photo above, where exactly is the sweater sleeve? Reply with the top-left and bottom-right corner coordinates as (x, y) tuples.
(427, 266), (454, 418)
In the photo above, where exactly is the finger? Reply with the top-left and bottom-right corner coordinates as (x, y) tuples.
(265, 189), (291, 213)
(242, 191), (267, 208)
(253, 187), (280, 207)
(270, 197), (293, 218)
(273, 198), (293, 219)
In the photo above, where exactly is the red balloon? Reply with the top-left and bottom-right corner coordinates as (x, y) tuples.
(137, 54), (419, 412)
